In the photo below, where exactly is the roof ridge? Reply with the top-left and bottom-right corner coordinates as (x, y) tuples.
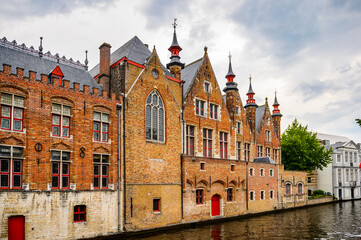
(185, 57), (203, 68)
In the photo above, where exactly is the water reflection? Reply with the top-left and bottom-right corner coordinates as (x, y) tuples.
(119, 201), (361, 240)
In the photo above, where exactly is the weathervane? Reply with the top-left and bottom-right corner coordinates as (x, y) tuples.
(275, 89), (277, 96)
(172, 18), (177, 30)
(249, 74), (252, 82)
(228, 52), (232, 62)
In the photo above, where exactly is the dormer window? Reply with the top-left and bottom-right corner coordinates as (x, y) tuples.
(50, 65), (64, 86)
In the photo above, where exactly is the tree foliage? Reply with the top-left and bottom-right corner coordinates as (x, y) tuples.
(356, 119), (361, 127)
(281, 119), (333, 171)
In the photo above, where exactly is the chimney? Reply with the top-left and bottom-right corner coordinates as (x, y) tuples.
(144, 44), (149, 49)
(99, 43), (111, 93)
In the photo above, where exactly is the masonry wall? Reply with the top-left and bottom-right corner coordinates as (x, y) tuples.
(0, 191), (118, 240)
(0, 64), (121, 239)
(279, 169), (308, 208)
(120, 51), (183, 230)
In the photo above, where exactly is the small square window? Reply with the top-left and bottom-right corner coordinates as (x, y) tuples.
(200, 162), (205, 170)
(231, 164), (235, 172)
(153, 199), (160, 212)
(74, 205), (86, 222)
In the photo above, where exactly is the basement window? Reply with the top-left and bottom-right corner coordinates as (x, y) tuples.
(74, 205), (86, 222)
(153, 198), (161, 212)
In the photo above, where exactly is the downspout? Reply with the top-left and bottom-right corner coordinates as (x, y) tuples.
(117, 104), (122, 232)
(246, 161), (249, 210)
(122, 61), (127, 231)
(180, 81), (184, 219)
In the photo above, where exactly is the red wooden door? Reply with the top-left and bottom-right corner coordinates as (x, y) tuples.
(8, 216), (25, 240)
(211, 195), (220, 216)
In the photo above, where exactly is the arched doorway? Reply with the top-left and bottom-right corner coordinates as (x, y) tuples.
(211, 194), (220, 216)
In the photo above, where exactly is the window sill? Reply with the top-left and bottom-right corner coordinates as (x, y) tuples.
(146, 140), (165, 145)
(50, 134), (73, 139)
(0, 128), (26, 134)
(92, 140), (111, 144)
(153, 211), (162, 215)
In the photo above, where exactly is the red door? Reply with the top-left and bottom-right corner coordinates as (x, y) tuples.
(211, 195), (220, 216)
(8, 216), (25, 240)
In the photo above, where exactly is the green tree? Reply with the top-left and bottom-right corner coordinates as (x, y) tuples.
(356, 119), (361, 127)
(281, 119), (333, 171)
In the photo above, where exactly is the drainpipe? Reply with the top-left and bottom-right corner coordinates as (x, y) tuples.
(117, 104), (122, 231)
(122, 61), (127, 231)
(180, 81), (184, 219)
(246, 161), (249, 210)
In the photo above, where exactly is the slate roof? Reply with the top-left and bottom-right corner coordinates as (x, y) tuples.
(181, 58), (204, 97)
(0, 38), (101, 93)
(90, 36), (174, 80)
(317, 133), (350, 144)
(253, 156), (276, 164)
(255, 105), (266, 130)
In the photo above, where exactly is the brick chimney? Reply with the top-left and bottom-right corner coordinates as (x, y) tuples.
(98, 43), (111, 94)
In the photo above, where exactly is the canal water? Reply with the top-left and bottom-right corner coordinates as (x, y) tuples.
(121, 200), (361, 240)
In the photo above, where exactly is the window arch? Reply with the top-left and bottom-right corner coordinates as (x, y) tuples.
(285, 182), (292, 195)
(145, 90), (164, 142)
(297, 183), (303, 194)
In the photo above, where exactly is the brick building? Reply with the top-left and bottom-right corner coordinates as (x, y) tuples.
(0, 23), (307, 239)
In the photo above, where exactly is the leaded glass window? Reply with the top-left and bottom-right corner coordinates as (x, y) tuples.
(145, 90), (164, 142)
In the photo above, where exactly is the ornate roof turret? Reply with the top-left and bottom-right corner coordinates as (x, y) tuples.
(272, 90), (282, 117)
(166, 18), (185, 70)
(223, 52), (238, 92)
(244, 75), (257, 108)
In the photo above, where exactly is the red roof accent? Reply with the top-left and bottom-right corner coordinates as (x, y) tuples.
(110, 57), (146, 69)
(51, 65), (64, 77)
(167, 76), (182, 83)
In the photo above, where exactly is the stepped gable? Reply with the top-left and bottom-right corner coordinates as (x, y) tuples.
(90, 36), (174, 79)
(0, 37), (101, 93)
(255, 104), (266, 130)
(181, 58), (204, 97)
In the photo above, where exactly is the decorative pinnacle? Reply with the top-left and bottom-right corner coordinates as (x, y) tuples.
(204, 46), (208, 52)
(56, 53), (60, 63)
(39, 37), (43, 57)
(172, 18), (177, 30)
(84, 50), (88, 70)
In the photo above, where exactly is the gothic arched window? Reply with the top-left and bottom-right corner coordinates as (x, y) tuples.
(145, 90), (164, 142)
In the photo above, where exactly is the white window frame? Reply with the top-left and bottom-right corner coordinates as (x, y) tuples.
(93, 111), (109, 142)
(270, 190), (274, 199)
(249, 190), (255, 201)
(204, 81), (211, 93)
(0, 93), (25, 132)
(195, 98), (206, 117)
(260, 168), (265, 177)
(249, 167), (254, 176)
(52, 103), (71, 138)
(260, 190), (265, 200)
(209, 103), (219, 120)
(269, 169), (274, 177)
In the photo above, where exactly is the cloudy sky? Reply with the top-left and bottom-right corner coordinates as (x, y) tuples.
(1, 0), (361, 142)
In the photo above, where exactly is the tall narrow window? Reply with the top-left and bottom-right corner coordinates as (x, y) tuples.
(265, 130), (271, 141)
(196, 189), (204, 204)
(237, 142), (241, 160)
(74, 205), (86, 222)
(195, 99), (205, 117)
(297, 183), (303, 194)
(236, 122), (242, 134)
(145, 90), (164, 142)
(244, 143), (250, 161)
(257, 146), (263, 157)
(186, 125), (195, 156)
(51, 150), (70, 189)
(93, 154), (109, 189)
(209, 103), (218, 120)
(249, 191), (255, 201)
(260, 190), (265, 200)
(1, 93), (24, 131)
(93, 112), (109, 142)
(0, 145), (24, 189)
(270, 190), (274, 199)
(285, 183), (292, 195)
(219, 132), (228, 159)
(265, 147), (271, 157)
(273, 149), (278, 162)
(52, 103), (70, 137)
(203, 128), (212, 157)
(227, 188), (233, 201)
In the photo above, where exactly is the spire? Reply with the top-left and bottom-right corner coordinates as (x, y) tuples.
(38, 37), (43, 58)
(166, 18), (185, 78)
(244, 75), (258, 108)
(84, 50), (88, 70)
(272, 89), (282, 117)
(223, 52), (238, 92)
